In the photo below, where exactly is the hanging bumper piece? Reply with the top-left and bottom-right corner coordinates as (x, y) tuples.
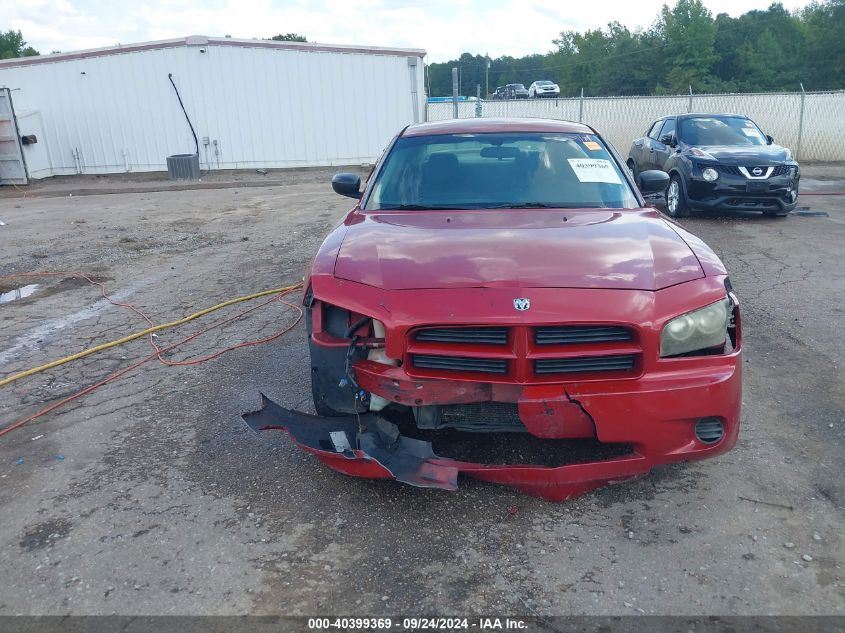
(242, 394), (652, 501)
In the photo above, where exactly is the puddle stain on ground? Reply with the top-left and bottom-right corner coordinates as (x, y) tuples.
(0, 284), (39, 304)
(19, 517), (73, 551)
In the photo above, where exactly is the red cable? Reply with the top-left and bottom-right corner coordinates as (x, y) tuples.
(0, 274), (303, 436)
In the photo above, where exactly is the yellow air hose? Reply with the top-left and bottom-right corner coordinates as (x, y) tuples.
(0, 283), (302, 388)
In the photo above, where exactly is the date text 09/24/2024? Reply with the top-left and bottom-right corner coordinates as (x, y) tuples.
(307, 617), (528, 630)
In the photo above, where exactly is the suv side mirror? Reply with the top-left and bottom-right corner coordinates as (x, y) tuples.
(766, 134), (774, 145)
(638, 170), (670, 194)
(659, 134), (676, 147)
(332, 173), (362, 199)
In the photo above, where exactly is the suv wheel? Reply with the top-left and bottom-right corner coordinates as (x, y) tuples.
(666, 174), (691, 218)
(626, 159), (639, 186)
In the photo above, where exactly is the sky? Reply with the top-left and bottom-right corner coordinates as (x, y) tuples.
(2, 0), (814, 63)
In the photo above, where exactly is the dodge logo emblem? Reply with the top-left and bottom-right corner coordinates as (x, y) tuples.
(752, 166), (763, 176)
(513, 298), (530, 311)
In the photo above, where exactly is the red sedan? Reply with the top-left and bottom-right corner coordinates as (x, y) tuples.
(244, 118), (742, 501)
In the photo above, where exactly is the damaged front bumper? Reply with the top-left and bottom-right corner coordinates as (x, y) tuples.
(243, 345), (740, 501)
(243, 395), (647, 501)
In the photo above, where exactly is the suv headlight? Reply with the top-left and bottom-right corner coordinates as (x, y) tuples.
(660, 297), (731, 357)
(702, 167), (719, 182)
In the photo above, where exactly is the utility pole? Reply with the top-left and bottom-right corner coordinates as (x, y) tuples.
(476, 84), (482, 117)
(452, 67), (459, 119)
(485, 55), (490, 99)
(578, 87), (584, 122)
(797, 82), (806, 161)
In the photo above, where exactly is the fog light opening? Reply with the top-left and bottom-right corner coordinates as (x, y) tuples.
(695, 417), (724, 444)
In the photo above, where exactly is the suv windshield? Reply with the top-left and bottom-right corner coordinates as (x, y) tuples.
(506, 84), (525, 90)
(678, 116), (767, 146)
(365, 132), (639, 210)
(536, 81), (553, 86)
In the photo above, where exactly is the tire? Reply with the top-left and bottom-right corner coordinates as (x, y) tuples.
(666, 173), (691, 218)
(626, 159), (640, 187)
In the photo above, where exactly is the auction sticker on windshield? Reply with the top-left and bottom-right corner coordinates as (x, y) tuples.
(568, 158), (623, 184)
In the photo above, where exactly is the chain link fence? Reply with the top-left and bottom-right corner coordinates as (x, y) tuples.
(426, 91), (845, 162)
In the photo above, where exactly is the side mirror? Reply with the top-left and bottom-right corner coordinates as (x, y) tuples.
(659, 134), (676, 147)
(332, 173), (362, 199)
(638, 170), (670, 194)
(766, 134), (774, 145)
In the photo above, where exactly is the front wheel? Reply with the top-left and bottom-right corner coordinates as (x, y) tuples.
(626, 159), (640, 187)
(666, 174), (691, 218)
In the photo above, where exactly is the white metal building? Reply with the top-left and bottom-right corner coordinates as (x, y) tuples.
(0, 36), (426, 181)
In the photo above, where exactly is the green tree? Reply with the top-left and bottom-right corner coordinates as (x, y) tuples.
(0, 30), (39, 59)
(714, 4), (804, 92)
(800, 0), (845, 89)
(269, 33), (307, 42)
(658, 0), (720, 92)
(427, 0), (845, 99)
(734, 30), (787, 91)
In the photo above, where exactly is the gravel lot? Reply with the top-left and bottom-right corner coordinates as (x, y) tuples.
(0, 166), (843, 617)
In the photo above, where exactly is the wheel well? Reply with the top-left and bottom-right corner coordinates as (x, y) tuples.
(667, 169), (685, 191)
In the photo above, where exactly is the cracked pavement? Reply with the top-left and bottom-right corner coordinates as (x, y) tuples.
(0, 167), (843, 616)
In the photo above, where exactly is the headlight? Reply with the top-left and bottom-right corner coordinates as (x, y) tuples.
(702, 168), (718, 182)
(660, 297), (731, 357)
(689, 147), (716, 160)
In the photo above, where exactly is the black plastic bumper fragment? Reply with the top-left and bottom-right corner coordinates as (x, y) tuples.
(242, 394), (458, 490)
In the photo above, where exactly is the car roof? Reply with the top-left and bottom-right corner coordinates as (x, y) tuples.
(403, 117), (594, 137)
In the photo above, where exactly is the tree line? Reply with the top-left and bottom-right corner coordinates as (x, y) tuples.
(428, 0), (845, 97)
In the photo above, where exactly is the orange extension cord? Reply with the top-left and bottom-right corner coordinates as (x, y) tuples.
(0, 272), (303, 436)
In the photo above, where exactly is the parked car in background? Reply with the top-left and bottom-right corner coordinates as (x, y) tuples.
(529, 80), (560, 98)
(627, 113), (800, 218)
(247, 117), (743, 502)
(491, 86), (506, 100)
(504, 83), (529, 99)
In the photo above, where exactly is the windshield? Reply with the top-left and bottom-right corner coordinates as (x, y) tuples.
(536, 81), (553, 86)
(364, 132), (639, 210)
(507, 84), (525, 90)
(678, 116), (767, 147)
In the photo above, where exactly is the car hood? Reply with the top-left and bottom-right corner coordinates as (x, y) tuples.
(684, 144), (792, 163)
(333, 209), (704, 291)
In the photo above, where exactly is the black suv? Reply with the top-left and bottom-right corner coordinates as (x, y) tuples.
(504, 83), (530, 99)
(627, 113), (800, 217)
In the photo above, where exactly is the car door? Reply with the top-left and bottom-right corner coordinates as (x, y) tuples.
(651, 118), (677, 171)
(632, 120), (663, 172)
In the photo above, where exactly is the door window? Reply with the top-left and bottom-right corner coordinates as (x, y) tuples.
(658, 119), (676, 144)
(647, 120), (663, 139)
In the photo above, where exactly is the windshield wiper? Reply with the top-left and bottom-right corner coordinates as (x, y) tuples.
(376, 204), (474, 210)
(488, 202), (593, 209)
